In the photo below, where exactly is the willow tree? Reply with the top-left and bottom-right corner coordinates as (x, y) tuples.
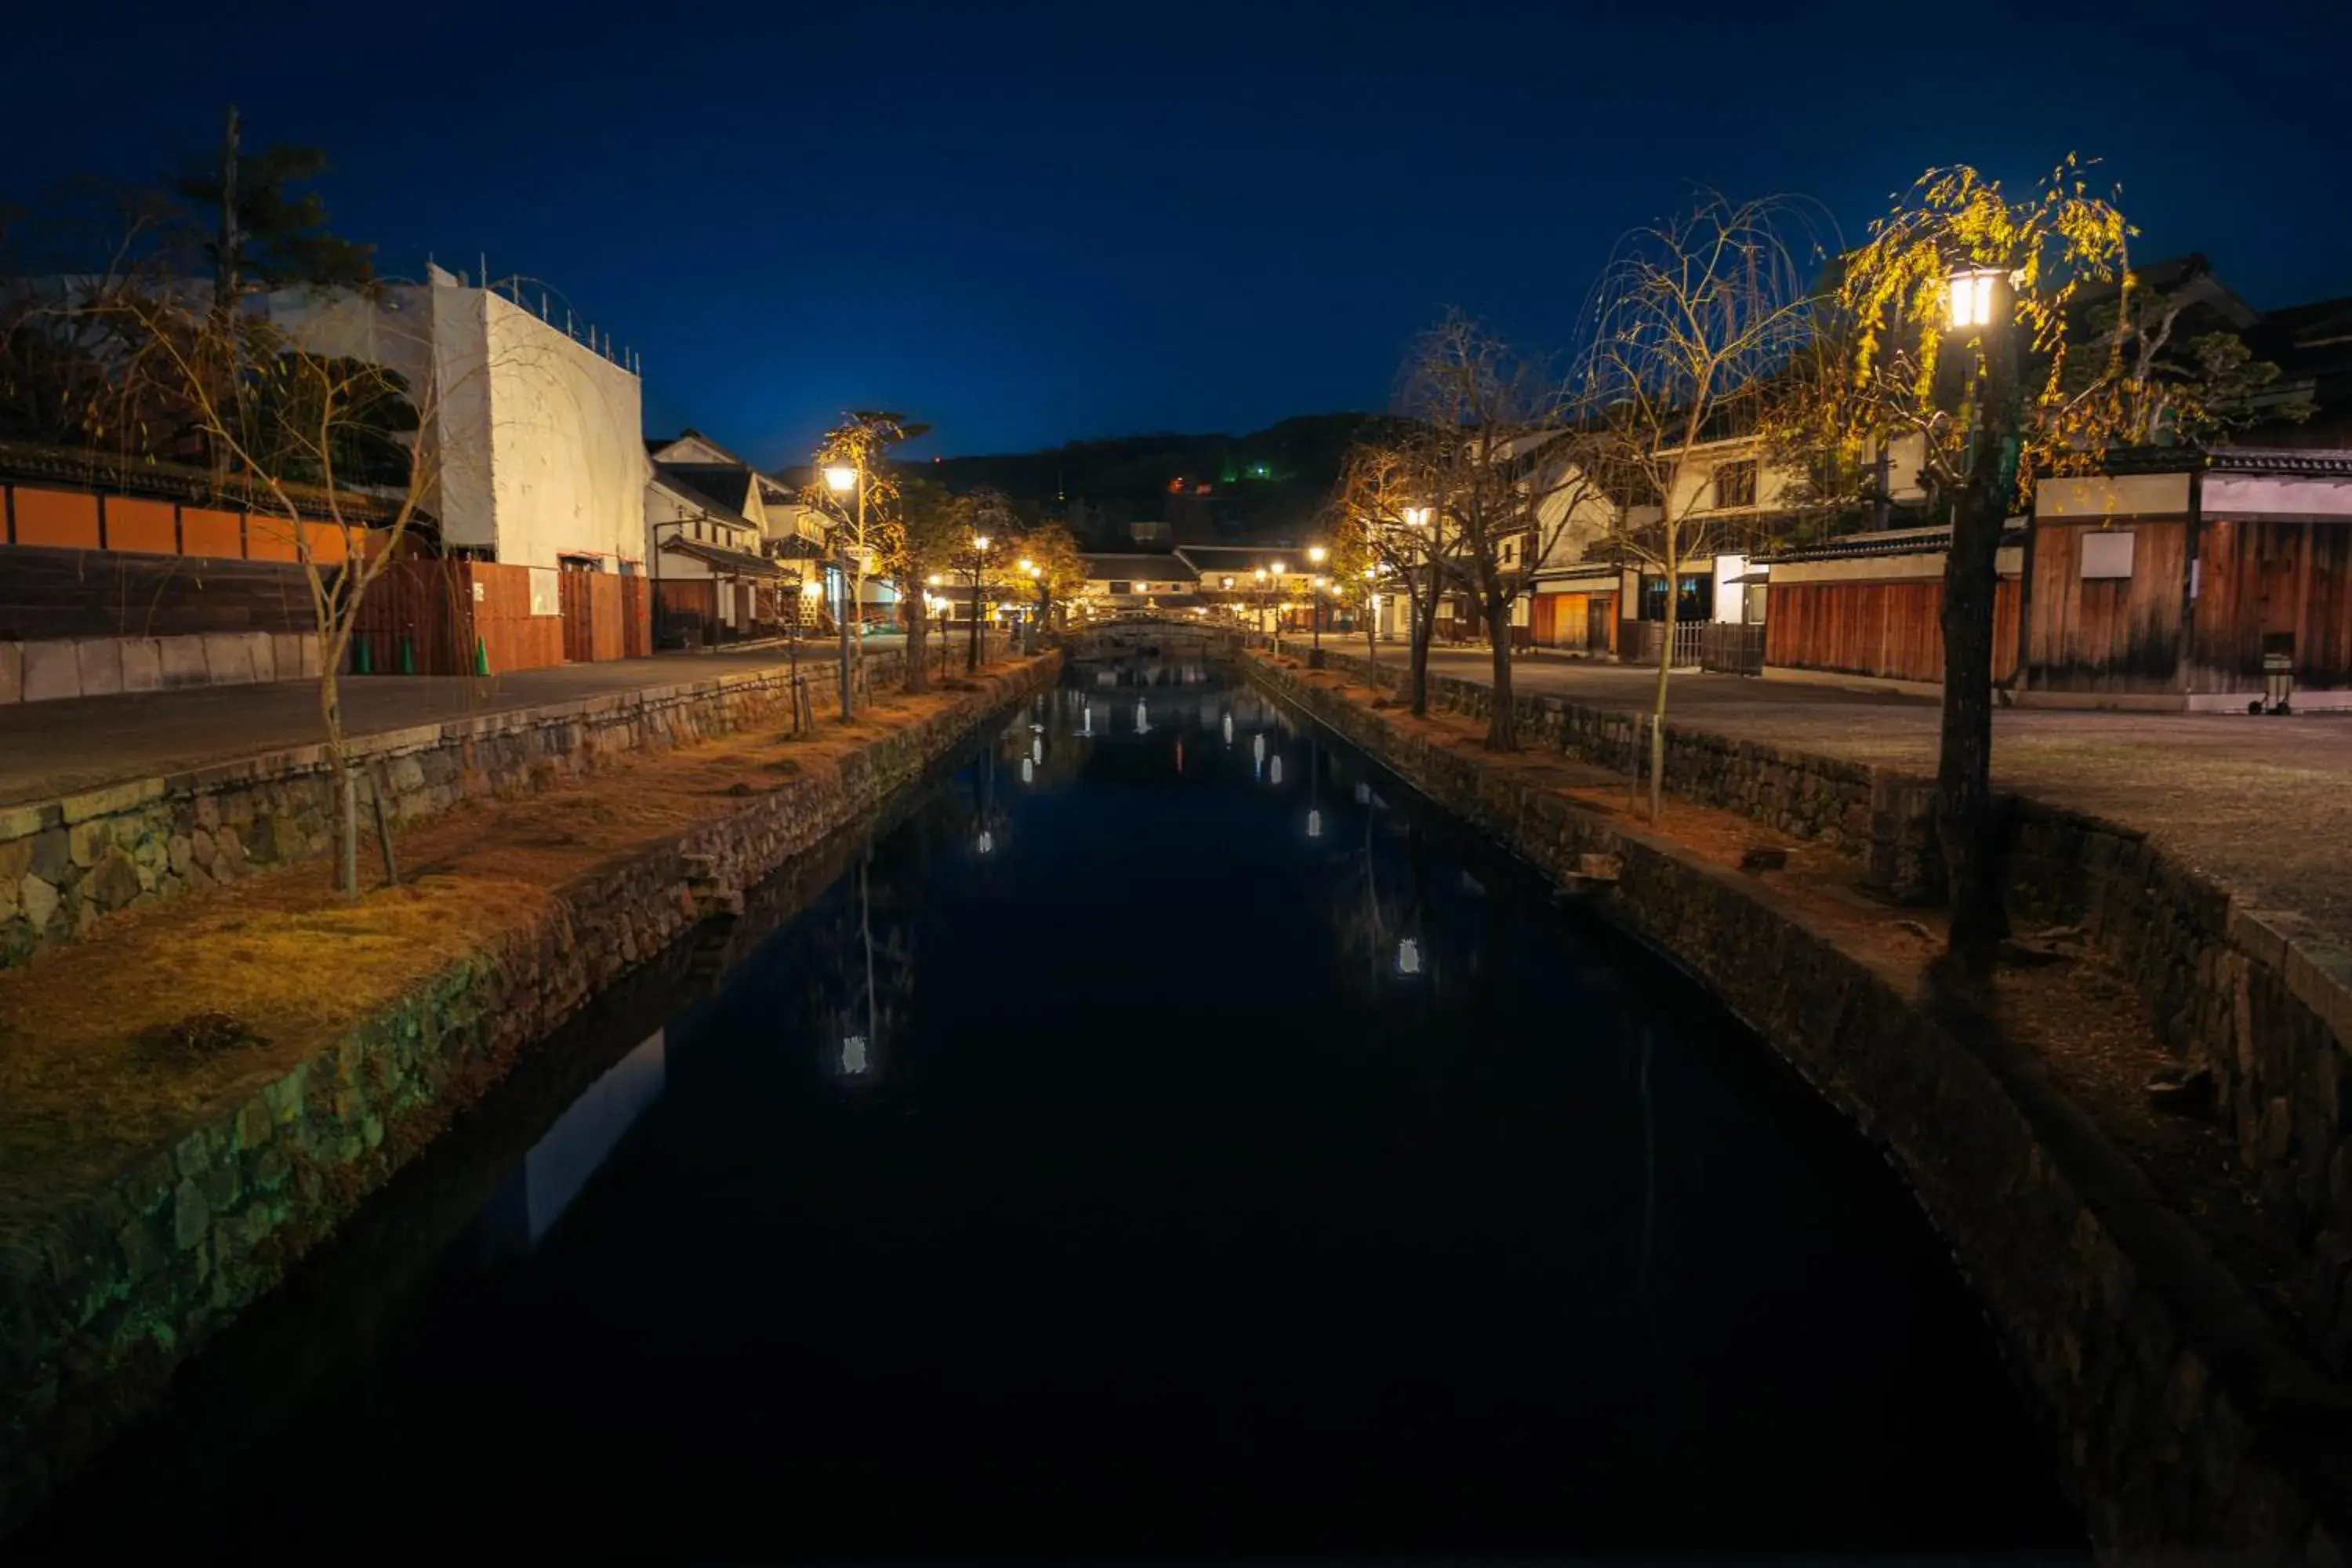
(1798, 161), (2136, 972)
(1580, 193), (1820, 815)
(1327, 439), (1442, 710)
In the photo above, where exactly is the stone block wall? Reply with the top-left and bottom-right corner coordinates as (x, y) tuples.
(0, 633), (323, 706)
(1254, 655), (2352, 1556)
(1304, 650), (2352, 1380)
(0, 651), (909, 967)
(0, 653), (1050, 1535)
(1310, 649), (1878, 848)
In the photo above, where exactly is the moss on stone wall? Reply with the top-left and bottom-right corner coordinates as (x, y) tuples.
(0, 652), (1050, 1537)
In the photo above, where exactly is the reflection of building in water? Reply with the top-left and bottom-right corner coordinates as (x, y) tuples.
(477, 1029), (668, 1260)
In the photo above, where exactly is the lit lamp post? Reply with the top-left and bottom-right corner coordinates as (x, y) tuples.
(1024, 562), (1044, 652)
(822, 459), (866, 720)
(926, 573), (949, 681)
(1937, 260), (2023, 961)
(965, 532), (992, 673)
(1307, 545), (1328, 655)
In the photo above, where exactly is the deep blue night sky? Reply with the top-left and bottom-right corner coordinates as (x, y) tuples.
(6, 0), (2347, 467)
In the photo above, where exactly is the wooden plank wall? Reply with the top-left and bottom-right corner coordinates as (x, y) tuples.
(0, 543), (318, 641)
(1533, 590), (1615, 652)
(1766, 576), (2020, 684)
(589, 573), (626, 662)
(2024, 522), (2188, 693)
(471, 563), (563, 674)
(2189, 520), (2352, 694)
(620, 575), (652, 659)
(350, 559), (474, 675)
(655, 579), (718, 646)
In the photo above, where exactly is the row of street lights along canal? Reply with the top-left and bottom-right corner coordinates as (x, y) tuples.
(1207, 543), (1345, 650)
(829, 252), (2009, 702)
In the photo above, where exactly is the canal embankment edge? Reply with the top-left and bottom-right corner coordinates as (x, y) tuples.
(1308, 648), (2352, 1410)
(0, 649), (912, 970)
(1249, 650), (2352, 1559)
(0, 652), (1059, 1538)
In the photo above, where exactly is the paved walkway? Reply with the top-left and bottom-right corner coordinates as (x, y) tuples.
(0, 640), (906, 808)
(1370, 644), (2352, 947)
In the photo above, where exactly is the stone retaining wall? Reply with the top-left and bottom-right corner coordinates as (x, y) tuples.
(1311, 648), (1878, 847)
(0, 652), (1048, 1535)
(0, 651), (906, 968)
(1315, 647), (2352, 1388)
(2, 633), (325, 707)
(1254, 653), (2352, 1556)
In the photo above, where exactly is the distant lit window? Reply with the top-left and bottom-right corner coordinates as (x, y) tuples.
(1110, 580), (1132, 595)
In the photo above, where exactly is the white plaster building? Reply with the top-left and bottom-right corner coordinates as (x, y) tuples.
(267, 266), (649, 583)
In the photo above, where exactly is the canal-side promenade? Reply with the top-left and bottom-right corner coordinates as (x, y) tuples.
(1249, 649), (2352, 1556)
(0, 652), (1058, 1535)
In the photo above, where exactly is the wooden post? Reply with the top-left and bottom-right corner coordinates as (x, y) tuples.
(369, 760), (399, 887)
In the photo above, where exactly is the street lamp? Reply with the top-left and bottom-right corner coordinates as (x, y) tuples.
(822, 459), (865, 721)
(1947, 266), (2005, 331)
(1402, 506), (1432, 528)
(966, 533), (992, 673)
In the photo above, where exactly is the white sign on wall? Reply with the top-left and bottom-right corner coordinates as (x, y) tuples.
(528, 566), (563, 617)
(2080, 531), (2136, 580)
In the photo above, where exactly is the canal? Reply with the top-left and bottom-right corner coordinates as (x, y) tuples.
(22, 656), (2081, 1560)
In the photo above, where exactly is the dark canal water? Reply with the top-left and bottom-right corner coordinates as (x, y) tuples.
(24, 658), (2082, 1561)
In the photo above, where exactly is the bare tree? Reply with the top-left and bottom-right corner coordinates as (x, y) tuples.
(97, 282), (437, 895)
(1326, 438), (1443, 711)
(1579, 192), (1821, 817)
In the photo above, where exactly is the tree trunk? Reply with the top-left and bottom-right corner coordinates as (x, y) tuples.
(1365, 601), (1376, 668)
(1408, 576), (1436, 717)
(1939, 497), (2013, 975)
(1485, 591), (1516, 750)
(903, 595), (929, 695)
(1648, 546), (1675, 822)
(318, 663), (358, 898)
(1936, 319), (2021, 978)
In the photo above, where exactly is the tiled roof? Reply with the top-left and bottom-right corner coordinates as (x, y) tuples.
(1174, 544), (1316, 577)
(2094, 445), (2352, 477)
(659, 535), (787, 578)
(0, 440), (419, 524)
(763, 533), (829, 562)
(1756, 522), (2027, 564)
(655, 462), (758, 515)
(1082, 552), (1193, 579)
